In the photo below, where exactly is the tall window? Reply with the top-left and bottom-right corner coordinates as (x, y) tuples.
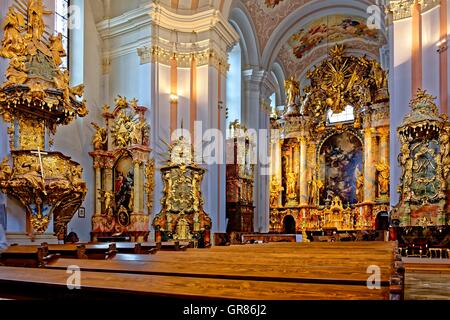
(226, 43), (242, 137)
(55, 0), (70, 69)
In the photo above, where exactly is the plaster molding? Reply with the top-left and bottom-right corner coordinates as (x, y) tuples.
(389, 0), (440, 21)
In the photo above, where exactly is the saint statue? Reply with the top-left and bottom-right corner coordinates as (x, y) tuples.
(355, 167), (364, 203)
(49, 33), (66, 66)
(27, 0), (51, 41)
(284, 76), (300, 106)
(175, 214), (192, 240)
(286, 171), (298, 197)
(92, 123), (107, 150)
(1, 7), (26, 59)
(375, 161), (390, 197)
(270, 176), (284, 207)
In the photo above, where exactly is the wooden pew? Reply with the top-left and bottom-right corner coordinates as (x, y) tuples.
(0, 266), (390, 300)
(0, 244), (58, 267)
(84, 243), (117, 260)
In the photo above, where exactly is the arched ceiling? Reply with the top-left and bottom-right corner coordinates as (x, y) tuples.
(235, 0), (387, 82)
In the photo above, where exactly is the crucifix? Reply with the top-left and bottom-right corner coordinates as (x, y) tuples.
(31, 147), (48, 195)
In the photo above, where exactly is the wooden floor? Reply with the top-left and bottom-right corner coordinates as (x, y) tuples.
(0, 242), (399, 300)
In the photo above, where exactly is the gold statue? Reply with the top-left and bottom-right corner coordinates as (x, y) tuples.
(27, 0), (51, 41)
(375, 161), (390, 197)
(0, 157), (12, 181)
(355, 167), (364, 203)
(440, 129), (450, 180)
(1, 7), (26, 59)
(5, 56), (28, 86)
(91, 122), (107, 150)
(49, 33), (66, 66)
(175, 214), (192, 240)
(99, 191), (115, 214)
(286, 171), (298, 197)
(308, 174), (323, 205)
(270, 176), (284, 207)
(284, 76), (300, 106)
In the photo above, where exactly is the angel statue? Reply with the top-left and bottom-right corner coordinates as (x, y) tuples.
(285, 76), (300, 106)
(28, 0), (52, 41)
(99, 190), (115, 215)
(91, 123), (107, 150)
(49, 33), (66, 66)
(1, 7), (26, 59)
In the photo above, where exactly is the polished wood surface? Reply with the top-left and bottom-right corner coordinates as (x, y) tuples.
(0, 266), (390, 300)
(0, 242), (399, 300)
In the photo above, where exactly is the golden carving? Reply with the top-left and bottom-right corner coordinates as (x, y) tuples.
(0, 2), (88, 237)
(153, 136), (211, 246)
(92, 122), (108, 150)
(270, 176), (283, 207)
(145, 159), (155, 214)
(376, 161), (390, 198)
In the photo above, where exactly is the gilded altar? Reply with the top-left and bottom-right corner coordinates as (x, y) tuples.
(269, 45), (390, 233)
(89, 97), (153, 242)
(0, 2), (87, 239)
(152, 136), (212, 247)
(391, 89), (449, 227)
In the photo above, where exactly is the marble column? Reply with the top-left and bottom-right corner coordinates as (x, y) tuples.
(95, 166), (102, 215)
(364, 127), (376, 203)
(299, 136), (308, 205)
(133, 160), (140, 214)
(378, 127), (390, 165)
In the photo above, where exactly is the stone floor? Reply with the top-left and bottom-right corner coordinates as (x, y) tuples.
(403, 258), (450, 300)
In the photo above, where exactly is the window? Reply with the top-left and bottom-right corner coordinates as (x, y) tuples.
(327, 105), (355, 124)
(55, 0), (70, 69)
(226, 43), (242, 137)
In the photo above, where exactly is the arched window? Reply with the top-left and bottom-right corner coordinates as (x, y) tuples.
(327, 105), (355, 124)
(226, 43), (242, 137)
(55, 0), (70, 69)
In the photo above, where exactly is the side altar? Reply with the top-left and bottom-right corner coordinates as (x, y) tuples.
(152, 136), (212, 247)
(0, 2), (88, 240)
(89, 97), (154, 242)
(269, 45), (390, 233)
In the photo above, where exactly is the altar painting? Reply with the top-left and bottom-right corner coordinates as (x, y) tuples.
(319, 132), (363, 205)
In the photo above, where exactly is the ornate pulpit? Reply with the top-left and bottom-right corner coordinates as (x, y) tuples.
(152, 136), (212, 247)
(392, 89), (449, 227)
(0, 2), (88, 240)
(89, 97), (154, 242)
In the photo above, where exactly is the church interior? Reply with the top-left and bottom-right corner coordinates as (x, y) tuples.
(0, 0), (449, 303)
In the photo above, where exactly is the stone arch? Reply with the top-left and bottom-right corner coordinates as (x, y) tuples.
(228, 1), (261, 68)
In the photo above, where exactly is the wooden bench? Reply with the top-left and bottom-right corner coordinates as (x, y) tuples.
(0, 244), (58, 267)
(0, 242), (403, 300)
(0, 266), (390, 300)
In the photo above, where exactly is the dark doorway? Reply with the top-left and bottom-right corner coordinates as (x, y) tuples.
(376, 212), (389, 231)
(283, 215), (296, 234)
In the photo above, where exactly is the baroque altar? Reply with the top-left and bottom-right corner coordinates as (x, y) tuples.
(391, 89), (450, 228)
(0, 2), (88, 240)
(269, 45), (390, 233)
(90, 97), (154, 242)
(152, 136), (212, 247)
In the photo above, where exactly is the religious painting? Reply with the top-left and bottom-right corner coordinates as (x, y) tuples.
(287, 15), (382, 60)
(114, 155), (134, 215)
(319, 132), (363, 205)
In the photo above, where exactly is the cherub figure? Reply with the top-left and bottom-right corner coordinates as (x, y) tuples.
(1, 7), (26, 59)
